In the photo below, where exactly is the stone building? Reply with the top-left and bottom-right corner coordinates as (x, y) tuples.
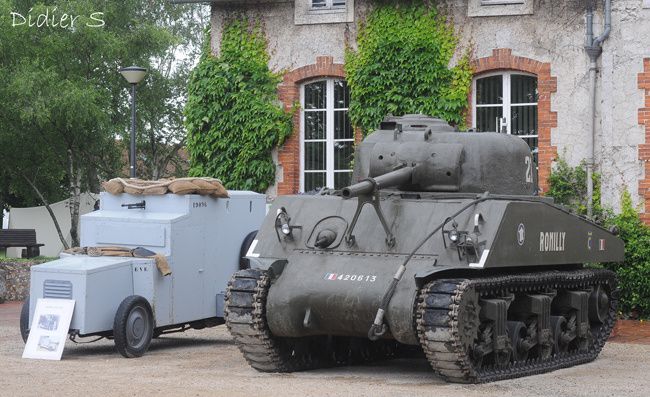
(185, 0), (650, 222)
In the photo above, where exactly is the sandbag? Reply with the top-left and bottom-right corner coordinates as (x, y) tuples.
(101, 177), (229, 198)
(102, 179), (124, 195)
(191, 178), (218, 195)
(168, 180), (200, 195)
(143, 185), (168, 195)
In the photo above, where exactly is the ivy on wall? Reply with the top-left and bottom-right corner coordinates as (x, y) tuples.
(185, 20), (292, 192)
(345, 2), (472, 134)
(547, 155), (607, 222)
(547, 156), (650, 318)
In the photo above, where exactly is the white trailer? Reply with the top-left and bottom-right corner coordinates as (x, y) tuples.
(21, 191), (265, 357)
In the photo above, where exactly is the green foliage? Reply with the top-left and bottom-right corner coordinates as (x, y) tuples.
(604, 191), (650, 317)
(128, 2), (209, 179)
(345, 2), (472, 134)
(185, 20), (292, 192)
(548, 158), (650, 317)
(547, 155), (608, 222)
(0, 0), (184, 244)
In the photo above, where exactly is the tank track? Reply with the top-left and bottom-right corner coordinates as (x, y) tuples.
(416, 269), (618, 383)
(225, 268), (398, 372)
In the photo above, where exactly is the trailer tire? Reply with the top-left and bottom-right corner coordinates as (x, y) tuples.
(239, 231), (258, 270)
(113, 295), (154, 358)
(20, 297), (30, 343)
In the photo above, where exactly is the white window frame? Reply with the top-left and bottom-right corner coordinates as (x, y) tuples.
(481, 0), (524, 5)
(468, 0), (532, 17)
(472, 71), (538, 142)
(310, 0), (346, 11)
(300, 78), (354, 192)
(295, 0), (354, 25)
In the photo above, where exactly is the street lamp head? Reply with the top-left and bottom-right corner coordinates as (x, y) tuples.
(119, 66), (147, 85)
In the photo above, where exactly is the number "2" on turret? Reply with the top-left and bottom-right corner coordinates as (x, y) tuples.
(525, 156), (533, 183)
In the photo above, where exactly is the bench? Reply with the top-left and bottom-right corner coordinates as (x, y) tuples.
(0, 229), (44, 258)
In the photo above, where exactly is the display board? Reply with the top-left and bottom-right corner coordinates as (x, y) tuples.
(22, 298), (75, 360)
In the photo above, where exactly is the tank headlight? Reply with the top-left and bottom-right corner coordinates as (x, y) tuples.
(276, 207), (293, 238)
(449, 230), (459, 242)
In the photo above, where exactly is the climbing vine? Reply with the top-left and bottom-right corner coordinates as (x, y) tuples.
(547, 156), (650, 318)
(185, 20), (292, 192)
(547, 155), (607, 221)
(345, 2), (472, 135)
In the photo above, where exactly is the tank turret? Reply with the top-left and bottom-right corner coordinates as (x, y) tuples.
(352, 114), (536, 195)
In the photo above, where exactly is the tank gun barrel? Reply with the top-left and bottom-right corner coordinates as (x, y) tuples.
(341, 166), (413, 199)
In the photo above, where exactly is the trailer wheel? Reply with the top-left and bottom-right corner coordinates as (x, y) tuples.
(20, 297), (30, 343)
(239, 231), (258, 270)
(113, 295), (154, 358)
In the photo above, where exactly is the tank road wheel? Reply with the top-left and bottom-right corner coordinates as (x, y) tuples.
(550, 316), (571, 354)
(20, 297), (30, 343)
(113, 295), (154, 358)
(589, 285), (610, 324)
(507, 321), (532, 362)
(417, 270), (618, 383)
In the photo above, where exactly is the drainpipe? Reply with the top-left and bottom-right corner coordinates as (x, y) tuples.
(584, 0), (611, 220)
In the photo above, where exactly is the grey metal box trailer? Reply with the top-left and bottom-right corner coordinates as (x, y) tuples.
(25, 190), (265, 356)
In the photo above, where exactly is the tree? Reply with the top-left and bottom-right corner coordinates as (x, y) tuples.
(0, 0), (174, 246)
(128, 2), (209, 180)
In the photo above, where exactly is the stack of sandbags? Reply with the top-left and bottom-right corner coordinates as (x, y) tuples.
(102, 177), (229, 198)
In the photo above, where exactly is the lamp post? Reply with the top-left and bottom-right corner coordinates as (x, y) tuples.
(119, 66), (147, 178)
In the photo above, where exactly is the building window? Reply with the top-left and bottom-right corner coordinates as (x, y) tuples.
(301, 79), (354, 192)
(295, 0), (354, 25)
(468, 0), (532, 16)
(473, 72), (538, 162)
(311, 0), (346, 11)
(481, 0), (524, 5)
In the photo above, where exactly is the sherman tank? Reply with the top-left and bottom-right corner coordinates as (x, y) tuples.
(224, 115), (624, 383)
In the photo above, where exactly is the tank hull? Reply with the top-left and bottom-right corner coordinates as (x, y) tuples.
(258, 194), (623, 345)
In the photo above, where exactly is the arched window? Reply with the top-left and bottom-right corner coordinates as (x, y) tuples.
(301, 78), (353, 192)
(473, 71), (539, 163)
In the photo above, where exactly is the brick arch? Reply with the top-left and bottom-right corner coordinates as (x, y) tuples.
(276, 56), (346, 195)
(468, 48), (558, 194)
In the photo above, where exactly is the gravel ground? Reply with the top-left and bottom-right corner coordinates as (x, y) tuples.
(1, 302), (649, 397)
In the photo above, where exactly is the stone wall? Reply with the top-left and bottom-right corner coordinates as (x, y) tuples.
(0, 261), (42, 302)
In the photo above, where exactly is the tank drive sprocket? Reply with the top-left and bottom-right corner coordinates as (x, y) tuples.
(225, 268), (400, 372)
(416, 268), (618, 383)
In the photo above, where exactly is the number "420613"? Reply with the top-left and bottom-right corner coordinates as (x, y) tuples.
(323, 273), (377, 282)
